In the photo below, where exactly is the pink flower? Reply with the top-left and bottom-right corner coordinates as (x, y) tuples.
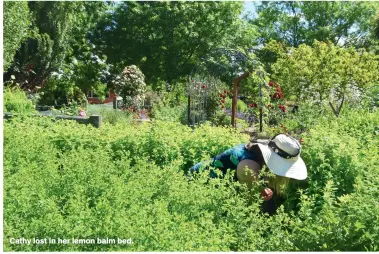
(79, 110), (86, 117)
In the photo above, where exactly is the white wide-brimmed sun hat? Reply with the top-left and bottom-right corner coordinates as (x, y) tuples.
(255, 134), (307, 180)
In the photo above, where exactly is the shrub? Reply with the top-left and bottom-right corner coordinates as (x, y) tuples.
(150, 102), (187, 123)
(3, 86), (37, 114)
(113, 65), (146, 109)
(225, 97), (248, 112)
(97, 108), (134, 125)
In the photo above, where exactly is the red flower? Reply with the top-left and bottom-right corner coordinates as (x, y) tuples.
(219, 93), (223, 97)
(201, 84), (206, 89)
(221, 99), (225, 103)
(269, 81), (274, 87)
(221, 105), (225, 109)
(281, 106), (287, 112)
(249, 103), (253, 107)
(268, 104), (271, 109)
(272, 91), (284, 99)
(224, 90), (227, 94)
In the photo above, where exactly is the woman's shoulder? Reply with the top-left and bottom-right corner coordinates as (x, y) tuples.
(233, 143), (247, 149)
(228, 144), (251, 157)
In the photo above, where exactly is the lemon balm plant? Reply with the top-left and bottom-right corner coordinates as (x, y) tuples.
(3, 107), (379, 251)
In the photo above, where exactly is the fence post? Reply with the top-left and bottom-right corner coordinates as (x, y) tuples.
(89, 115), (102, 128)
(113, 97), (117, 109)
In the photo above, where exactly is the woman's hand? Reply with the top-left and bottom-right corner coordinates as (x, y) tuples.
(260, 188), (273, 201)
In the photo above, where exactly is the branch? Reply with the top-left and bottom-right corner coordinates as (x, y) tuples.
(337, 94), (345, 114)
(329, 101), (339, 117)
(329, 94), (345, 117)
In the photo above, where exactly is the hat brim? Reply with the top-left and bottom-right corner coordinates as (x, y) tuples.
(256, 143), (307, 180)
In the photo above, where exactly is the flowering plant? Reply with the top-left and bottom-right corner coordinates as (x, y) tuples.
(113, 65), (146, 110)
(78, 107), (86, 117)
(246, 80), (288, 127)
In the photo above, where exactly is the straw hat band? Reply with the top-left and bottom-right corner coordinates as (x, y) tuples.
(268, 140), (299, 159)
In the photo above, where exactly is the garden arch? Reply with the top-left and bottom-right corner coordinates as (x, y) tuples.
(187, 48), (268, 132)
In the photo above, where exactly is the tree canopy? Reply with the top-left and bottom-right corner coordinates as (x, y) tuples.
(2, 1), (378, 106)
(252, 1), (378, 48)
(3, 1), (31, 72)
(91, 1), (258, 85)
(271, 41), (379, 103)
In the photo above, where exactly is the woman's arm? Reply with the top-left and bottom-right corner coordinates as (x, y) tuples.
(236, 159), (273, 200)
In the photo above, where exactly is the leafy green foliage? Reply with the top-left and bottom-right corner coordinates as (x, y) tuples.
(5, 1), (110, 103)
(3, 107), (379, 251)
(271, 41), (379, 104)
(8, 2), (79, 88)
(252, 1), (378, 48)
(92, 1), (250, 84)
(3, 86), (37, 114)
(3, 1), (31, 72)
(286, 109), (379, 251)
(225, 97), (248, 112)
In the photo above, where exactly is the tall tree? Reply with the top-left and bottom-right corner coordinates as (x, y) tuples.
(271, 41), (379, 105)
(7, 1), (108, 90)
(252, 1), (378, 48)
(92, 1), (257, 86)
(3, 1), (31, 72)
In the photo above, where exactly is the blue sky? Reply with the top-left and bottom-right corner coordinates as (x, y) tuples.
(243, 1), (258, 18)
